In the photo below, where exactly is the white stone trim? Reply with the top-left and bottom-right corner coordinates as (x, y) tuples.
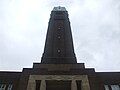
(40, 80), (46, 90)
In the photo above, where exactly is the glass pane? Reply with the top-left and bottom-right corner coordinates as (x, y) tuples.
(104, 85), (109, 90)
(36, 80), (41, 90)
(3, 85), (6, 89)
(8, 84), (13, 90)
(111, 85), (120, 90)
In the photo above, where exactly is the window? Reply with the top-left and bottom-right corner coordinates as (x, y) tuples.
(58, 36), (61, 39)
(55, 12), (63, 15)
(36, 80), (41, 90)
(76, 80), (81, 90)
(8, 84), (13, 90)
(104, 85), (109, 90)
(58, 27), (63, 30)
(111, 85), (120, 90)
(57, 49), (61, 53)
(0, 84), (13, 90)
(58, 27), (61, 30)
(0, 84), (6, 90)
(104, 85), (120, 90)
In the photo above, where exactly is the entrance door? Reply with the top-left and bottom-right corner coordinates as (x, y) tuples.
(46, 80), (71, 90)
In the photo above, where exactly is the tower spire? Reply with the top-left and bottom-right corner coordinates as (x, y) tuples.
(41, 6), (77, 64)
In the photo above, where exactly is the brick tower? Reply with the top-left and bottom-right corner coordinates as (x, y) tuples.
(22, 6), (91, 90)
(41, 6), (77, 64)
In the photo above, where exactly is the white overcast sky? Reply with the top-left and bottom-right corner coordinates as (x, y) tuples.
(0, 0), (120, 72)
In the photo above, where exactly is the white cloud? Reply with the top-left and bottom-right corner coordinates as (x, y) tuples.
(0, 0), (120, 71)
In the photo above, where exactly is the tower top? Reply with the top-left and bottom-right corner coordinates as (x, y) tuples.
(53, 6), (66, 11)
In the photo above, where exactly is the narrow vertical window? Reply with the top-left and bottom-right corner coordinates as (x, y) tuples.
(0, 84), (1, 90)
(76, 80), (81, 90)
(104, 85), (109, 90)
(57, 49), (61, 53)
(36, 80), (41, 90)
(46, 80), (71, 90)
(0, 84), (6, 90)
(111, 85), (120, 90)
(8, 84), (13, 90)
(58, 27), (61, 30)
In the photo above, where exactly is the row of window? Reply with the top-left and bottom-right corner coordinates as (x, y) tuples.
(0, 84), (12, 90)
(57, 27), (62, 54)
(104, 85), (120, 90)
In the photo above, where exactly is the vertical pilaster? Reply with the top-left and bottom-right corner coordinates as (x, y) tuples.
(71, 80), (77, 90)
(27, 80), (36, 90)
(40, 80), (46, 90)
(82, 76), (90, 90)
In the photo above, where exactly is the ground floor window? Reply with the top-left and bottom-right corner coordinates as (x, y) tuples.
(104, 85), (120, 90)
(76, 80), (81, 90)
(0, 84), (12, 90)
(36, 80), (41, 90)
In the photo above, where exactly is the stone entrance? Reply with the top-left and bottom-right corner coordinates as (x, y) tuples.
(27, 75), (90, 90)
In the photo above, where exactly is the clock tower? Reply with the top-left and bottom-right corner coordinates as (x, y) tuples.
(41, 6), (77, 64)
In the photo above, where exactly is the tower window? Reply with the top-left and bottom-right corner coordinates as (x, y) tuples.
(76, 80), (81, 90)
(58, 36), (61, 39)
(57, 49), (61, 53)
(58, 27), (61, 30)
